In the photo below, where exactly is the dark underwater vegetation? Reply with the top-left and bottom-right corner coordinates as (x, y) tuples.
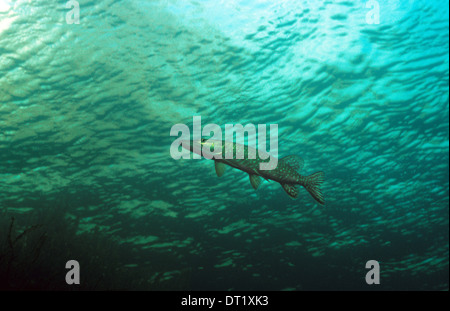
(0, 0), (448, 290)
(0, 205), (192, 290)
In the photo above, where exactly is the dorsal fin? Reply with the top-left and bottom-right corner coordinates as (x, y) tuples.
(280, 155), (304, 172)
(281, 183), (300, 199)
(215, 161), (227, 177)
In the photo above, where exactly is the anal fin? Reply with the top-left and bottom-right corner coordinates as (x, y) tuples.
(281, 183), (300, 199)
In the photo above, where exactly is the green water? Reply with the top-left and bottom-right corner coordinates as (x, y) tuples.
(0, 0), (448, 290)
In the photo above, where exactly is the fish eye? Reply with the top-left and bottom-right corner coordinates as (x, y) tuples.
(201, 138), (206, 143)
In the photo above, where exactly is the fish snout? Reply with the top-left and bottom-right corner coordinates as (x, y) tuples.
(180, 139), (203, 156)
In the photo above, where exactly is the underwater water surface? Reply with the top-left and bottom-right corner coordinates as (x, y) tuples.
(0, 0), (448, 290)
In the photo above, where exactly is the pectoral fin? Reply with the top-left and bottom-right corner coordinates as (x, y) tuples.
(281, 183), (300, 199)
(249, 174), (262, 190)
(215, 161), (227, 177)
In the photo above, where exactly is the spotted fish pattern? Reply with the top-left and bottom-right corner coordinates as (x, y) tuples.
(183, 139), (325, 205)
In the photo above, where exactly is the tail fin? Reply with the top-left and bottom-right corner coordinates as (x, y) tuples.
(303, 172), (325, 205)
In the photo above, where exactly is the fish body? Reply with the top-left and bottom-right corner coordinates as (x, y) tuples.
(182, 139), (324, 205)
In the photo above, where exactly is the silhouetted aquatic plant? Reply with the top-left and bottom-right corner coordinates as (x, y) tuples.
(0, 206), (191, 290)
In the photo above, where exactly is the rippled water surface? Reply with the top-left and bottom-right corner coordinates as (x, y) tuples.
(0, 0), (448, 290)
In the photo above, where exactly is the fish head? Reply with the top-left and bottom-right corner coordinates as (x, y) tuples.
(181, 138), (223, 158)
(180, 139), (201, 156)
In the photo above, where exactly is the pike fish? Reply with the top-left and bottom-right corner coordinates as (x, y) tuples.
(182, 139), (325, 205)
